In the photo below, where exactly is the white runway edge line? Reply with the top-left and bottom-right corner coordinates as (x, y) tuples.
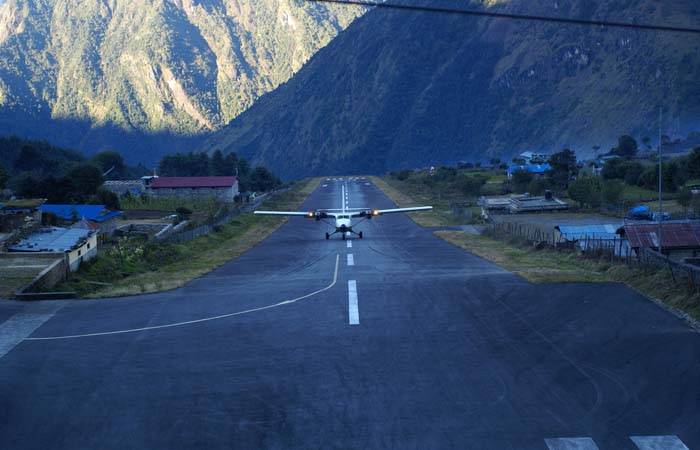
(348, 280), (359, 325)
(347, 254), (355, 266)
(25, 255), (340, 341)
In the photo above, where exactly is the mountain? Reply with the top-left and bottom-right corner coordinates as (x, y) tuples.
(0, 0), (362, 165)
(202, 0), (700, 179)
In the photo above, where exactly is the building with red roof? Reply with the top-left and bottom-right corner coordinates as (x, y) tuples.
(144, 176), (239, 203)
(617, 221), (700, 262)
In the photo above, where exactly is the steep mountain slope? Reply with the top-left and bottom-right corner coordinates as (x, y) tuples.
(203, 0), (700, 179)
(0, 0), (361, 164)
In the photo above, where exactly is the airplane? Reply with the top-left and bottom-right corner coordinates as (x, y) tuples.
(254, 184), (432, 240)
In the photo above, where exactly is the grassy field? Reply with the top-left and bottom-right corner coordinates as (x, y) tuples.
(371, 176), (482, 227)
(436, 230), (700, 320)
(58, 179), (320, 298)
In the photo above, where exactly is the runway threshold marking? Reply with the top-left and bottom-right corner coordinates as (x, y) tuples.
(544, 437), (599, 450)
(348, 280), (359, 325)
(630, 436), (690, 450)
(0, 303), (64, 358)
(347, 254), (355, 266)
(25, 255), (341, 341)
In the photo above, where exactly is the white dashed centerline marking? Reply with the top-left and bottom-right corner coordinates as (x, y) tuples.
(347, 254), (354, 266)
(348, 280), (359, 325)
(347, 241), (352, 248)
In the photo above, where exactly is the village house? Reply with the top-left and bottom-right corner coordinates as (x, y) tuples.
(617, 221), (700, 263)
(143, 176), (239, 203)
(0, 199), (44, 233)
(40, 204), (123, 236)
(8, 226), (97, 272)
(519, 151), (549, 164)
(506, 163), (552, 180)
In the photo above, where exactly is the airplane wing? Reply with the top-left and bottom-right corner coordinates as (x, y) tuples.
(254, 210), (316, 218)
(369, 206), (433, 216)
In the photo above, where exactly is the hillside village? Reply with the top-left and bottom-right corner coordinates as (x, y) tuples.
(0, 140), (285, 299)
(2, 133), (700, 303)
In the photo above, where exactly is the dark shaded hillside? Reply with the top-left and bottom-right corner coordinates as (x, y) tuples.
(203, 0), (700, 179)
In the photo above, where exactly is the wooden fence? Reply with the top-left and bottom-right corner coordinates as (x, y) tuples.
(159, 191), (282, 245)
(486, 221), (700, 290)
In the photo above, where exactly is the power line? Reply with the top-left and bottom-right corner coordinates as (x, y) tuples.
(306, 0), (700, 35)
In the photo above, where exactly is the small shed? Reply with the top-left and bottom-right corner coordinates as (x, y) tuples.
(556, 224), (631, 256)
(617, 221), (700, 262)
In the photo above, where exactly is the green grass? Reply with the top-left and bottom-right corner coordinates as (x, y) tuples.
(57, 179), (320, 298)
(622, 184), (675, 202)
(372, 176), (484, 227)
(436, 230), (700, 319)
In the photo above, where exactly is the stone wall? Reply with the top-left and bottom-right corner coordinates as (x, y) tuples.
(11, 253), (68, 297)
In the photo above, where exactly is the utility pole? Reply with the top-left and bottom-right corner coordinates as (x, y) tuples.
(658, 106), (663, 255)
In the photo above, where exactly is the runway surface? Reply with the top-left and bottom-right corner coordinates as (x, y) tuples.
(0, 178), (698, 450)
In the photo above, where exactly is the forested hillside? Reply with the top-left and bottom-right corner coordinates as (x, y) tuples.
(0, 0), (362, 165)
(203, 0), (700, 179)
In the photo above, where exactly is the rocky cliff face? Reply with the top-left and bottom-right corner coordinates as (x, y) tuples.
(203, 0), (700, 179)
(0, 0), (361, 164)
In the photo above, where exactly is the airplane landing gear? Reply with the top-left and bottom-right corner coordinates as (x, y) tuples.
(359, 231), (363, 239)
(325, 232), (330, 240)
(342, 233), (346, 240)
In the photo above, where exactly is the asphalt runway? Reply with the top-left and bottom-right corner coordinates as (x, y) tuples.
(0, 178), (698, 450)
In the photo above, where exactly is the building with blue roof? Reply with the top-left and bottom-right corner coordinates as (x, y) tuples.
(506, 164), (552, 179)
(40, 204), (123, 236)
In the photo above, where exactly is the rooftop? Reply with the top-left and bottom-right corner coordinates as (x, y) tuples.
(40, 204), (123, 223)
(8, 227), (93, 253)
(556, 224), (621, 241)
(618, 221), (700, 250)
(0, 198), (46, 211)
(507, 164), (551, 175)
(150, 176), (237, 189)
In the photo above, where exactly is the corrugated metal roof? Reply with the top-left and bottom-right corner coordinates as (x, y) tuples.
(620, 222), (700, 250)
(556, 224), (621, 241)
(150, 176), (237, 188)
(507, 164), (551, 175)
(40, 205), (122, 222)
(8, 227), (92, 252)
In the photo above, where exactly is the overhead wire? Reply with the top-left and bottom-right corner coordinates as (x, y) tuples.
(306, 0), (700, 35)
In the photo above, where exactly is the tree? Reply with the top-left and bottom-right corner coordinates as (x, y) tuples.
(601, 179), (624, 206)
(611, 135), (638, 159)
(67, 164), (104, 202)
(210, 149), (227, 176)
(90, 188), (121, 210)
(601, 158), (626, 180)
(0, 164), (7, 191)
(248, 166), (281, 192)
(685, 147), (700, 179)
(568, 177), (601, 209)
(456, 174), (487, 196)
(592, 145), (601, 159)
(642, 136), (652, 150)
(511, 169), (534, 193)
(13, 144), (40, 172)
(547, 149), (578, 190)
(677, 187), (693, 212)
(91, 151), (125, 178)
